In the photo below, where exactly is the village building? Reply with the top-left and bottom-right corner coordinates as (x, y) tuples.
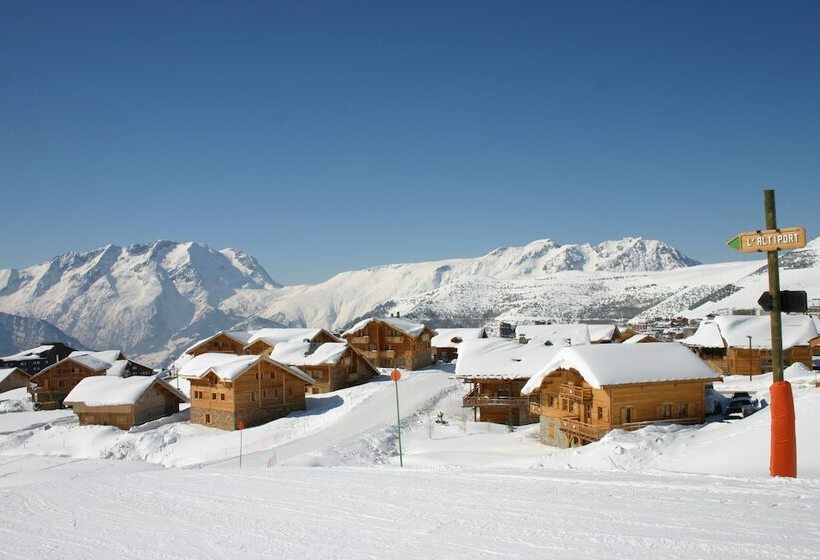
(514, 324), (592, 347)
(27, 350), (154, 410)
(455, 338), (559, 426)
(342, 317), (436, 370)
(521, 343), (719, 448)
(0, 342), (77, 374)
(683, 314), (817, 375)
(179, 353), (316, 431)
(184, 331), (255, 357)
(270, 341), (379, 394)
(585, 324), (621, 344)
(244, 328), (340, 356)
(431, 327), (487, 363)
(0, 367), (30, 393)
(64, 375), (187, 430)
(623, 333), (659, 344)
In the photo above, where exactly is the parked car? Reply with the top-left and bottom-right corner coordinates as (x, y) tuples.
(725, 392), (760, 417)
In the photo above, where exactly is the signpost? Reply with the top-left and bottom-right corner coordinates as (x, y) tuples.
(390, 369), (404, 467)
(728, 189), (806, 478)
(727, 226), (807, 253)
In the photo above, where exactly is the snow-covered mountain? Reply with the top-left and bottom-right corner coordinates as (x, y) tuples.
(0, 241), (279, 365)
(2, 236), (817, 366)
(0, 312), (86, 356)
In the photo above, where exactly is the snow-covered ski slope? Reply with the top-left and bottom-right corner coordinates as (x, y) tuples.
(1, 366), (820, 559)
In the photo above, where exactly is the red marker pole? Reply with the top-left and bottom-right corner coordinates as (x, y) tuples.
(390, 369), (404, 467)
(237, 420), (245, 468)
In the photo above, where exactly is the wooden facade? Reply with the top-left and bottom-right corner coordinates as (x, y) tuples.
(692, 346), (813, 376)
(0, 368), (30, 393)
(532, 369), (713, 448)
(28, 354), (152, 410)
(292, 347), (379, 394)
(67, 380), (186, 430)
(187, 358), (315, 431)
(344, 320), (435, 370)
(460, 377), (537, 426)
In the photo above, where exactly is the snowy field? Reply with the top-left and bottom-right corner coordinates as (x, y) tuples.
(1, 365), (820, 559)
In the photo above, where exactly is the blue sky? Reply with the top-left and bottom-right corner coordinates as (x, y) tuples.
(1, 1), (818, 284)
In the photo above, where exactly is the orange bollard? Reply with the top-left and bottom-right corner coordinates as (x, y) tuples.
(769, 381), (797, 477)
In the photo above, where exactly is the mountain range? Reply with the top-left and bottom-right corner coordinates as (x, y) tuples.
(1, 236), (817, 366)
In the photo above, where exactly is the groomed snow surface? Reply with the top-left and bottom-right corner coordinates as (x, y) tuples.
(1, 366), (820, 559)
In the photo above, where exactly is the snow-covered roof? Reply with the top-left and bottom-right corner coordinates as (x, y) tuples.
(68, 350), (124, 365)
(455, 338), (561, 380)
(514, 324), (591, 346)
(431, 328), (486, 348)
(270, 341), (350, 366)
(178, 353), (316, 385)
(586, 324), (618, 343)
(0, 367), (28, 383)
(683, 315), (818, 350)
(185, 331), (255, 353)
(246, 328), (337, 348)
(623, 334), (654, 344)
(64, 374), (187, 407)
(522, 343), (719, 394)
(343, 317), (432, 338)
(0, 345), (54, 361)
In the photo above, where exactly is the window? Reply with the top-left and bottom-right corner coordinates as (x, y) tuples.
(220, 393), (225, 401)
(58, 380), (65, 388)
(263, 391), (267, 398)
(211, 392), (217, 400)
(251, 392), (256, 402)
(679, 403), (689, 417)
(270, 372), (275, 380)
(597, 407), (604, 420)
(546, 395), (555, 408)
(205, 414), (211, 424)
(661, 403), (672, 418)
(274, 389), (279, 399)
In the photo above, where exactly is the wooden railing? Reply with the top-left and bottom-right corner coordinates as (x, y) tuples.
(385, 336), (404, 344)
(350, 336), (369, 344)
(560, 416), (704, 443)
(463, 390), (535, 408)
(559, 384), (592, 402)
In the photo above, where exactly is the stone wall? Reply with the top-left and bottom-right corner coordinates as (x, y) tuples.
(539, 415), (571, 448)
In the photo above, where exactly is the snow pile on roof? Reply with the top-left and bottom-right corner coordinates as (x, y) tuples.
(0, 368), (28, 383)
(514, 324), (591, 346)
(684, 315), (818, 349)
(0, 345), (54, 361)
(344, 317), (430, 338)
(522, 342), (717, 394)
(586, 324), (618, 343)
(623, 334), (653, 344)
(431, 328), (485, 348)
(177, 353), (316, 385)
(271, 341), (349, 366)
(246, 328), (335, 347)
(69, 350), (123, 365)
(455, 338), (560, 379)
(64, 375), (164, 406)
(184, 331), (255, 353)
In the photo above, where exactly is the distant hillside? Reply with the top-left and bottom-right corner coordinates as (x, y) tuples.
(0, 312), (86, 356)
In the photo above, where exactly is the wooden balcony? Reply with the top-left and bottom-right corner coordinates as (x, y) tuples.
(382, 349), (396, 358)
(385, 336), (404, 344)
(560, 416), (703, 443)
(463, 390), (535, 409)
(559, 384), (592, 402)
(350, 336), (369, 344)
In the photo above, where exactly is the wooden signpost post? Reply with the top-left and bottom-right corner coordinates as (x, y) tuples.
(727, 189), (806, 478)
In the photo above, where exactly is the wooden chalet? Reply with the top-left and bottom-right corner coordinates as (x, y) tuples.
(455, 338), (559, 426)
(179, 353), (317, 431)
(342, 317), (436, 370)
(271, 341), (379, 393)
(64, 375), (187, 430)
(0, 367), (30, 393)
(27, 350), (153, 410)
(683, 315), (817, 375)
(431, 328), (487, 363)
(586, 324), (622, 344)
(521, 343), (720, 448)
(623, 333), (659, 344)
(185, 331), (255, 357)
(244, 328), (340, 356)
(0, 342), (77, 374)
